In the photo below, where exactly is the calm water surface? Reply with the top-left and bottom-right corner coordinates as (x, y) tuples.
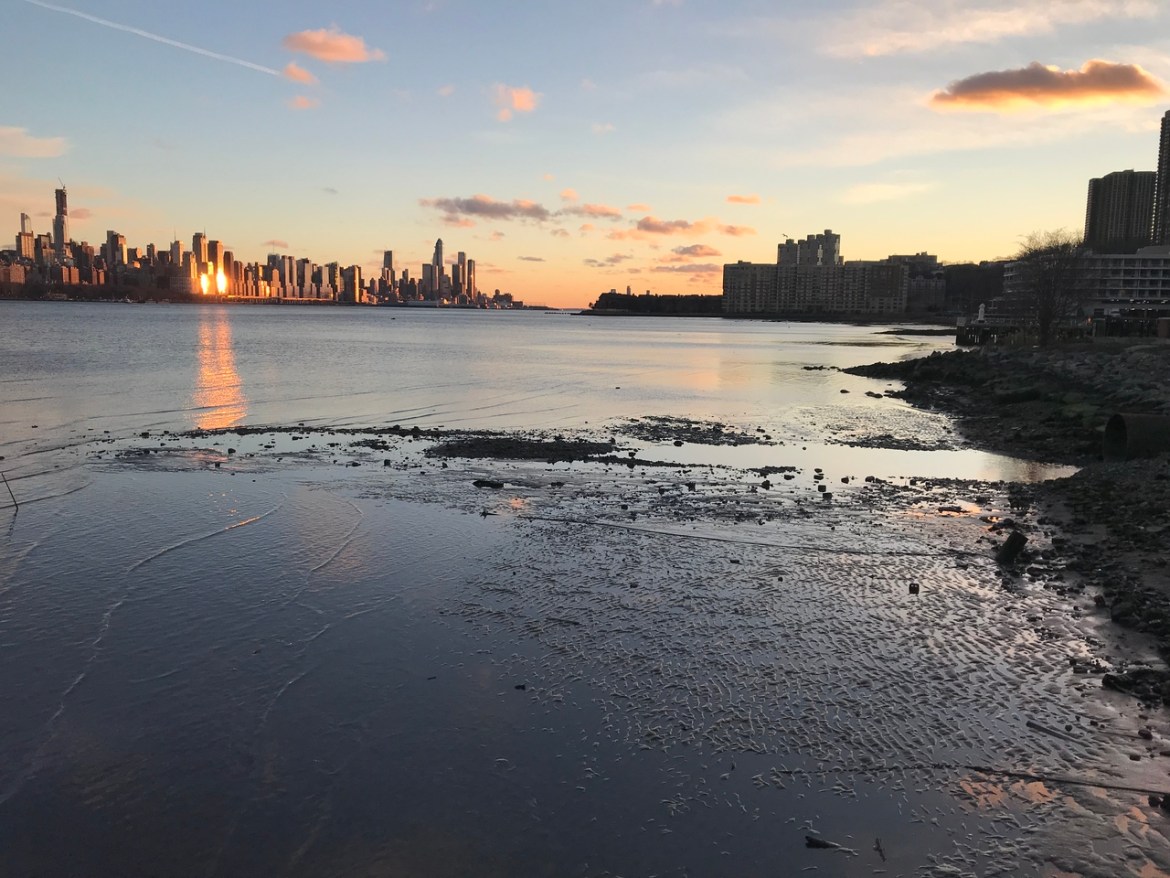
(1, 302), (1164, 878)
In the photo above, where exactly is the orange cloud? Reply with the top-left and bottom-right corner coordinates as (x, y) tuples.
(727, 193), (760, 204)
(438, 84), (455, 97)
(283, 27), (385, 64)
(931, 59), (1165, 111)
(637, 216), (698, 235)
(70, 207), (93, 221)
(560, 188), (579, 202)
(288, 95), (320, 110)
(721, 224), (756, 236)
(611, 216), (756, 241)
(626, 202), (651, 212)
(493, 84), (541, 121)
(283, 62), (317, 84)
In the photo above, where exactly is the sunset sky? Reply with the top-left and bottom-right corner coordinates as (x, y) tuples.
(4, 0), (1170, 308)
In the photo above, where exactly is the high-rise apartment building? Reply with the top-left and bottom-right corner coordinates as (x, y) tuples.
(1155, 110), (1170, 246)
(466, 259), (475, 297)
(778, 230), (841, 267)
(1084, 170), (1156, 253)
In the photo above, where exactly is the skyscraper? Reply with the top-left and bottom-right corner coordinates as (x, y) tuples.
(432, 238), (444, 294)
(457, 251), (467, 294)
(1155, 110), (1170, 246)
(1084, 170), (1156, 253)
(20, 213), (32, 235)
(192, 232), (209, 267)
(52, 187), (69, 260)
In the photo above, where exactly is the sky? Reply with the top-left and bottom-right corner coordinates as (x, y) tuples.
(4, 0), (1170, 308)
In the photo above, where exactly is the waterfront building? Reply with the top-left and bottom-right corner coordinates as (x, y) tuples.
(1155, 110), (1170, 246)
(1085, 170), (1156, 253)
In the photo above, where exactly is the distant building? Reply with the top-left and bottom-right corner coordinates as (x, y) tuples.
(777, 230), (841, 267)
(1085, 170), (1156, 253)
(52, 188), (69, 261)
(431, 238), (444, 294)
(724, 230), (908, 316)
(1155, 110), (1170, 246)
(192, 232), (209, 267)
(15, 230), (34, 260)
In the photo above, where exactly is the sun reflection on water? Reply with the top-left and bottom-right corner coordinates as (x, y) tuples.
(191, 309), (246, 430)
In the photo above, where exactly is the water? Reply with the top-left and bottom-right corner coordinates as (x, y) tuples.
(1, 302), (1166, 878)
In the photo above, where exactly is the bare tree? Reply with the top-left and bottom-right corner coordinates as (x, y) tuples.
(1012, 230), (1086, 347)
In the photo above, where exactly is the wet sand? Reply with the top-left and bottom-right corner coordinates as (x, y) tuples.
(2, 417), (1166, 877)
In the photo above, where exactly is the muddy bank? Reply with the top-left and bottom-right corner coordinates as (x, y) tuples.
(845, 342), (1170, 466)
(849, 342), (1170, 703)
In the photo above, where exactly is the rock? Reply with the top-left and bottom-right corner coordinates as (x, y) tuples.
(995, 531), (1028, 565)
(473, 479), (505, 489)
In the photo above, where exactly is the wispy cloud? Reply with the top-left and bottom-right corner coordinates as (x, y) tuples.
(19, 0), (282, 75)
(672, 244), (722, 258)
(824, 0), (1160, 58)
(626, 202), (651, 212)
(639, 63), (748, 89)
(592, 122), (616, 135)
(283, 26), (386, 64)
(931, 59), (1165, 111)
(560, 188), (579, 202)
(0, 126), (67, 158)
(70, 207), (92, 220)
(726, 193), (760, 205)
(616, 216), (756, 238)
(438, 84), (455, 97)
(421, 193), (552, 222)
(518, 256), (545, 262)
(493, 84), (541, 121)
(652, 263), (721, 274)
(288, 95), (320, 110)
(839, 181), (936, 205)
(263, 239), (290, 249)
(283, 62), (317, 84)
(563, 203), (624, 221)
(584, 253), (634, 268)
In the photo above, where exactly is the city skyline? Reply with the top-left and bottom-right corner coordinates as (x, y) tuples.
(5, 0), (1170, 308)
(9, 185), (497, 305)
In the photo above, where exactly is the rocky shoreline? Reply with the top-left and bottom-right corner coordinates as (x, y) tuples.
(848, 341), (1170, 704)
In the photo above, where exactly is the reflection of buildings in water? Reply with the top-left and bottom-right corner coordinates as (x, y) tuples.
(191, 310), (247, 430)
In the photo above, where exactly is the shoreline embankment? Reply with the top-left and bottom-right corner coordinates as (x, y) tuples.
(848, 341), (1170, 703)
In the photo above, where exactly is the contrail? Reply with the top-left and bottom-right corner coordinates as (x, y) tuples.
(19, 0), (281, 77)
